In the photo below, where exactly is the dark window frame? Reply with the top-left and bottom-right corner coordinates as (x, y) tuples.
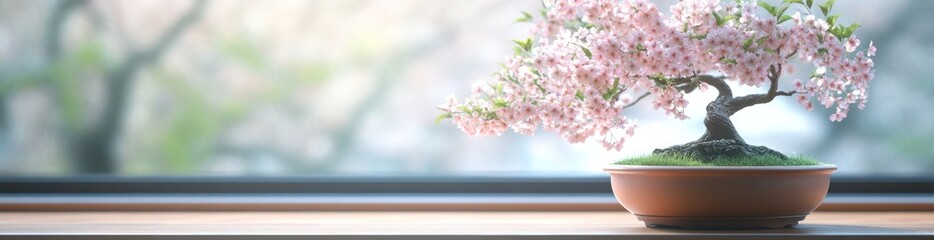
(1, 176), (933, 194)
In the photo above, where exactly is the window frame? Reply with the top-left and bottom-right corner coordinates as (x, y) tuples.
(1, 176), (932, 194)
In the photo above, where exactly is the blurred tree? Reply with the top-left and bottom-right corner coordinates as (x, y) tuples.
(42, 0), (208, 173)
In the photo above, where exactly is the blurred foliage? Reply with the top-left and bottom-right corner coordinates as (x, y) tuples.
(219, 37), (265, 70)
(0, 0), (931, 176)
(52, 39), (106, 132)
(149, 68), (236, 172)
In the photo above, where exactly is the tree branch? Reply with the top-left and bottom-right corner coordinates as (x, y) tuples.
(91, 0), (207, 137)
(620, 74), (733, 110)
(726, 64), (798, 114)
(44, 0), (87, 61)
(138, 0), (207, 64)
(73, 0), (208, 173)
(694, 75), (733, 104)
(622, 92), (651, 109)
(620, 74), (702, 109)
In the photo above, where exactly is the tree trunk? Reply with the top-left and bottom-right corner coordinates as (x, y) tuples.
(653, 75), (787, 161)
(693, 75), (745, 144)
(72, 132), (115, 173)
(42, 0), (207, 173)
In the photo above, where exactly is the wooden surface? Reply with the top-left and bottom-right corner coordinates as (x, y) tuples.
(1, 211), (932, 239)
(2, 193), (932, 211)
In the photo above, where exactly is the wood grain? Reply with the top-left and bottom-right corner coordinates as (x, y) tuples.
(0, 211), (932, 239)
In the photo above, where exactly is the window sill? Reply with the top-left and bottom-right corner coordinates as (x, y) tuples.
(1, 193), (933, 211)
(1, 211), (932, 239)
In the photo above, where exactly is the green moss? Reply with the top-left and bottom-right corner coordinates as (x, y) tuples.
(613, 154), (823, 166)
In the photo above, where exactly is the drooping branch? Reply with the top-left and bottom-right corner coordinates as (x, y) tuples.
(622, 74), (719, 109)
(694, 75), (733, 103)
(726, 64), (799, 114)
(621, 92), (650, 109)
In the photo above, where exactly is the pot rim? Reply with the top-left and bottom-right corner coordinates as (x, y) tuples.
(604, 163), (837, 172)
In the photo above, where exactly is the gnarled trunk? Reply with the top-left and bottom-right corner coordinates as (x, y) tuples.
(653, 74), (789, 161)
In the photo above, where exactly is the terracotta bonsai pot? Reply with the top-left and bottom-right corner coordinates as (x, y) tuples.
(604, 164), (836, 229)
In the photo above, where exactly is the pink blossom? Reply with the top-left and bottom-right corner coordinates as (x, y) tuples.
(845, 36), (861, 53)
(441, 0), (876, 151)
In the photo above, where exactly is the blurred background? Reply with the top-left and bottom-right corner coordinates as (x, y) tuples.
(0, 0), (929, 177)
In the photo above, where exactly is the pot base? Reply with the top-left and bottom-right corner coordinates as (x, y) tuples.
(636, 215), (805, 229)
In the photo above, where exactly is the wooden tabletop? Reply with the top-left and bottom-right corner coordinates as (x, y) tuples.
(1, 211), (933, 239)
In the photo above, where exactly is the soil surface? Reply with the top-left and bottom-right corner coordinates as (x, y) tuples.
(653, 139), (787, 162)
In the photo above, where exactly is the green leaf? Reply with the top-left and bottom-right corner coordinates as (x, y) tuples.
(516, 11), (534, 22)
(742, 36), (755, 51)
(493, 83), (504, 94)
(713, 12), (739, 27)
(843, 23), (861, 38)
(806, 0), (814, 9)
(602, 90), (614, 100)
(435, 112), (452, 124)
(532, 79), (547, 94)
(529, 67), (542, 77)
(778, 14), (793, 24)
(601, 77), (620, 100)
(829, 23), (860, 41)
(580, 46), (593, 59)
(504, 74), (520, 84)
(826, 14), (839, 27)
(757, 35), (770, 46)
(493, 98), (510, 109)
(819, 0), (835, 16)
(828, 25), (840, 38)
(784, 0), (812, 13)
(720, 58), (737, 64)
(575, 90), (586, 101)
(817, 47), (828, 56)
(757, 1), (777, 17)
(723, 14), (736, 23)
(712, 12), (724, 26)
(777, 4), (791, 17)
(636, 44), (646, 51)
(482, 111), (497, 120)
(513, 38), (533, 52)
(649, 74), (670, 86)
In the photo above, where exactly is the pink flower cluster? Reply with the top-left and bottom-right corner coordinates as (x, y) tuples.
(785, 13), (875, 122)
(440, 0), (876, 150)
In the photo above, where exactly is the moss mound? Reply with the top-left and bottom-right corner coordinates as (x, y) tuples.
(614, 154), (822, 166)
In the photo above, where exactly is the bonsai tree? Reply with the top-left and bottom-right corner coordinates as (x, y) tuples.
(438, 0), (876, 162)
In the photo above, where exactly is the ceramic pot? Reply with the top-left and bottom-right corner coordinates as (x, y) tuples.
(604, 164), (836, 229)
